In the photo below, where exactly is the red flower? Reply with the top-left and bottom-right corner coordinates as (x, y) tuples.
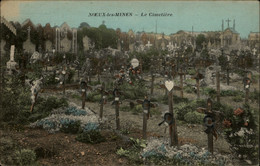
(234, 108), (244, 116)
(223, 119), (232, 128)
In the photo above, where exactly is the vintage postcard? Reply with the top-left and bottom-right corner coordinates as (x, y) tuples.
(0, 0), (259, 165)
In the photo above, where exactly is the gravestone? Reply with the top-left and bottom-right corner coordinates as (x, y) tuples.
(6, 45), (18, 74)
(45, 40), (52, 52)
(83, 36), (91, 52)
(129, 43), (135, 52)
(23, 26), (36, 53)
(204, 65), (221, 85)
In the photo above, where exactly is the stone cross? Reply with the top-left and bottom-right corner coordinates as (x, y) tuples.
(167, 42), (174, 51)
(226, 18), (231, 28)
(10, 45), (15, 61)
(146, 41), (153, 49)
(27, 26), (31, 40)
(252, 48), (257, 55)
(202, 41), (207, 49)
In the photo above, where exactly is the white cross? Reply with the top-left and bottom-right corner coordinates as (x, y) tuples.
(252, 48), (257, 55)
(167, 42), (174, 51)
(146, 41), (153, 49)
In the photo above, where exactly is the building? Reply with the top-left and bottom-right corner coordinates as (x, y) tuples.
(248, 32), (260, 49)
(220, 19), (240, 49)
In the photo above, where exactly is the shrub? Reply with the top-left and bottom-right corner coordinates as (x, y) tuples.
(220, 90), (244, 97)
(15, 149), (36, 166)
(174, 100), (206, 120)
(86, 91), (100, 102)
(223, 104), (258, 163)
(232, 95), (243, 102)
(150, 108), (161, 116)
(202, 88), (217, 99)
(184, 111), (204, 124)
(76, 130), (106, 144)
(60, 120), (81, 134)
(65, 107), (87, 116)
(184, 85), (194, 94)
(249, 90), (260, 103)
(82, 123), (99, 132)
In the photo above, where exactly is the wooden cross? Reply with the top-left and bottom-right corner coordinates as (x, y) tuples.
(192, 71), (204, 99)
(162, 80), (178, 146)
(196, 98), (223, 154)
(96, 82), (109, 119)
(178, 68), (185, 98)
(110, 87), (123, 130)
(226, 18), (231, 28)
(216, 71), (220, 103)
(80, 79), (93, 109)
(136, 96), (157, 139)
(150, 66), (155, 95)
(243, 75), (251, 104)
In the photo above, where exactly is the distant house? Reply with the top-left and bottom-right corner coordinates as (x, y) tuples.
(248, 32), (260, 48)
(220, 27), (240, 48)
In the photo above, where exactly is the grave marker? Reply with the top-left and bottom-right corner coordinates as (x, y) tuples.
(111, 87), (123, 130)
(136, 96), (157, 139)
(178, 68), (184, 98)
(196, 98), (223, 154)
(216, 71), (220, 103)
(243, 76), (251, 104)
(97, 82), (109, 119)
(165, 80), (178, 146)
(192, 71), (204, 99)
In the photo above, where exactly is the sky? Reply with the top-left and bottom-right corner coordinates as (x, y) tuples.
(1, 1), (259, 38)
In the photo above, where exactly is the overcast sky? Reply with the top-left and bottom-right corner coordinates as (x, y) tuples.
(1, 1), (259, 38)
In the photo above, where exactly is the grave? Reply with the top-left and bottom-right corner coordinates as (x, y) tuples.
(23, 26), (36, 53)
(6, 45), (18, 74)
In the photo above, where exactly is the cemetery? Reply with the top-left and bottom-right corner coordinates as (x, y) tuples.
(0, 16), (259, 166)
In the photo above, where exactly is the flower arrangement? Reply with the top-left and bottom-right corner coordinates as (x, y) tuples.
(141, 138), (233, 166)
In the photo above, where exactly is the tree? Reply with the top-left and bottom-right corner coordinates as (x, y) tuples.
(195, 34), (206, 50)
(79, 22), (90, 29)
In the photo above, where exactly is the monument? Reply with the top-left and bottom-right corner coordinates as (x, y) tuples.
(6, 45), (18, 74)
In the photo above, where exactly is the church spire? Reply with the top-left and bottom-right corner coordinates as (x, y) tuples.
(233, 19), (235, 30)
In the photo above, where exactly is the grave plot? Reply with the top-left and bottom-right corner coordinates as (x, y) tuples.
(30, 102), (100, 133)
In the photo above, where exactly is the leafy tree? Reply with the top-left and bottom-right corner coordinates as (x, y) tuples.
(195, 34), (206, 50)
